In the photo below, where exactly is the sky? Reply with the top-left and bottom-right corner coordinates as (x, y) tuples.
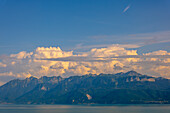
(0, 0), (170, 85)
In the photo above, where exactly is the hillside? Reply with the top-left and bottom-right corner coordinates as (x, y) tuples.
(0, 71), (170, 104)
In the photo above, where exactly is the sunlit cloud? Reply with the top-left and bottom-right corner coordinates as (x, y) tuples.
(0, 62), (7, 67)
(0, 45), (170, 85)
(39, 55), (170, 62)
(88, 30), (170, 53)
(90, 31), (170, 44)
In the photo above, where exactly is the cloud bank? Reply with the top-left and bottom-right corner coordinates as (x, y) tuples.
(0, 45), (170, 85)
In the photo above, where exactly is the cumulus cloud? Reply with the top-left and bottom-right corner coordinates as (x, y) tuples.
(0, 45), (170, 84)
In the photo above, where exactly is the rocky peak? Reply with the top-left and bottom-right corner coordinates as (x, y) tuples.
(25, 76), (38, 83)
(125, 70), (141, 76)
(38, 76), (63, 84)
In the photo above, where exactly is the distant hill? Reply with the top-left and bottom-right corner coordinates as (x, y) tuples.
(0, 71), (170, 104)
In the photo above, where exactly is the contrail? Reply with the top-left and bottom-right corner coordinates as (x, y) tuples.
(123, 5), (131, 13)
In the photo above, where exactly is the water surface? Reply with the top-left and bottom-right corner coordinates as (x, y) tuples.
(0, 104), (169, 113)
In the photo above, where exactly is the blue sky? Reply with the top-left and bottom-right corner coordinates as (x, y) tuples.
(0, 0), (170, 84)
(0, 0), (170, 54)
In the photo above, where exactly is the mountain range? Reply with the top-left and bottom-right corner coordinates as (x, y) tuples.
(0, 71), (170, 104)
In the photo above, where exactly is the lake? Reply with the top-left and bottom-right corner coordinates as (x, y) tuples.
(0, 104), (169, 113)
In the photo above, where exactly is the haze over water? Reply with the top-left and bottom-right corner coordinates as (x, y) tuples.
(0, 105), (170, 113)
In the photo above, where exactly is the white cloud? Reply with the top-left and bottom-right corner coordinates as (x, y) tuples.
(0, 45), (170, 84)
(144, 50), (170, 55)
(10, 51), (33, 59)
(34, 47), (73, 59)
(88, 30), (170, 47)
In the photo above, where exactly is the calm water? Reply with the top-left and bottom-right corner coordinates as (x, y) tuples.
(0, 104), (169, 113)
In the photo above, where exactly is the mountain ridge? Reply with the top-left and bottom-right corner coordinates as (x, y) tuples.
(0, 71), (170, 104)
